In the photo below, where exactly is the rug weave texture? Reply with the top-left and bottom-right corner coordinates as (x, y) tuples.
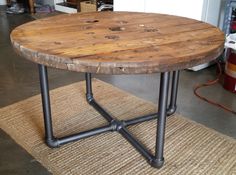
(0, 79), (236, 175)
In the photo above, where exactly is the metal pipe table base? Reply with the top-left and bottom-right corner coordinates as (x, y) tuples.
(38, 64), (180, 169)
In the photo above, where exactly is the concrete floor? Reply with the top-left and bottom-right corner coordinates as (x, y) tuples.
(0, 7), (235, 175)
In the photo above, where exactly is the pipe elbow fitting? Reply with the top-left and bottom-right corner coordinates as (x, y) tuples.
(46, 138), (60, 148)
(150, 158), (164, 168)
(167, 105), (177, 116)
(86, 93), (94, 104)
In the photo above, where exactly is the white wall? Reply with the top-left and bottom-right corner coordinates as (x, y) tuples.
(114, 0), (145, 12)
(114, 0), (223, 28)
(145, 0), (204, 20)
(219, 0), (227, 30)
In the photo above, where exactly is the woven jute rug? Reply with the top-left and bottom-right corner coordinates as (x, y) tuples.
(0, 79), (235, 175)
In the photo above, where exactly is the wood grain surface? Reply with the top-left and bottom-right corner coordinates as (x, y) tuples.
(11, 12), (225, 74)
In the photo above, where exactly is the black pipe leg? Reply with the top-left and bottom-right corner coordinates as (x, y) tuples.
(38, 69), (176, 168)
(38, 64), (59, 148)
(39, 69), (114, 147)
(85, 73), (93, 103)
(85, 73), (114, 122)
(123, 71), (179, 127)
(151, 72), (170, 168)
(167, 70), (180, 115)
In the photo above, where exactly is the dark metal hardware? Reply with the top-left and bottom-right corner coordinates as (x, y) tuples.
(38, 64), (179, 168)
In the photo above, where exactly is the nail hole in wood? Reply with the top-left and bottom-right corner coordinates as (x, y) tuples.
(86, 20), (99, 23)
(105, 35), (120, 40)
(144, 28), (158, 32)
(109, 27), (125, 31)
(54, 41), (61, 45)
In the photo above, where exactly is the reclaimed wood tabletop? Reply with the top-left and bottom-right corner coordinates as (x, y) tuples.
(11, 11), (225, 74)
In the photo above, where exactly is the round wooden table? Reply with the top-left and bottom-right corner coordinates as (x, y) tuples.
(11, 11), (225, 168)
